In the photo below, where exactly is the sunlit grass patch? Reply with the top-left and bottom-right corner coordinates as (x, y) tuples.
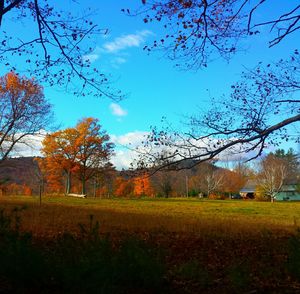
(1, 196), (300, 238)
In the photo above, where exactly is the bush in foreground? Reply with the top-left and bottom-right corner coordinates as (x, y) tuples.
(0, 208), (165, 293)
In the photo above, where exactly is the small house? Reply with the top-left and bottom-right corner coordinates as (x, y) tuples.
(275, 185), (300, 201)
(239, 181), (300, 201)
(239, 180), (256, 199)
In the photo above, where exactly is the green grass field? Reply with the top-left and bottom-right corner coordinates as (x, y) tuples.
(1, 196), (300, 237)
(2, 196), (300, 292)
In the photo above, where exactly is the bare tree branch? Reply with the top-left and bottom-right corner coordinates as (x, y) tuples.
(135, 0), (300, 69)
(0, 1), (122, 99)
(136, 55), (300, 172)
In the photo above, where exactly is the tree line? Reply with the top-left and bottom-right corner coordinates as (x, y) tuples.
(0, 72), (299, 201)
(1, 145), (299, 203)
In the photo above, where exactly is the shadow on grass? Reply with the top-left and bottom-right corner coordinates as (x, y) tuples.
(2, 206), (300, 293)
(286, 228), (300, 281)
(0, 208), (166, 293)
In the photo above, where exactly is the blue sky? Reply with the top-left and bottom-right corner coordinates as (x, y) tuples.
(1, 1), (299, 168)
(45, 1), (298, 131)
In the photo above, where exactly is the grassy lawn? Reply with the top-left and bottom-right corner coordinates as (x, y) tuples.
(2, 196), (300, 292)
(1, 196), (300, 237)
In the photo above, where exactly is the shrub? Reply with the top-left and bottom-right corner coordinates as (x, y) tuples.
(208, 193), (226, 200)
(227, 261), (251, 290)
(255, 185), (270, 201)
(286, 229), (300, 281)
(175, 260), (212, 287)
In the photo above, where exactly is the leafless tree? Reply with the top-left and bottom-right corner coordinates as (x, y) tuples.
(0, 0), (121, 99)
(136, 53), (300, 171)
(135, 0), (300, 69)
(0, 72), (52, 162)
(203, 170), (223, 197)
(151, 170), (174, 197)
(130, 1), (300, 171)
(191, 162), (223, 196)
(258, 154), (287, 202)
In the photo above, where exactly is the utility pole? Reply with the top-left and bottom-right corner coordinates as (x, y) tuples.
(185, 175), (189, 197)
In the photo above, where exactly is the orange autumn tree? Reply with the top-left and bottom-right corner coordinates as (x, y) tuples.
(35, 157), (64, 194)
(114, 177), (134, 198)
(41, 128), (80, 194)
(41, 118), (114, 195)
(3, 183), (32, 196)
(0, 72), (52, 162)
(23, 184), (32, 196)
(133, 175), (154, 197)
(74, 118), (114, 195)
(219, 169), (246, 196)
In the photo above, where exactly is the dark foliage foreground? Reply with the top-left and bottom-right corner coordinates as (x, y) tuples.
(0, 208), (165, 293)
(2, 207), (300, 293)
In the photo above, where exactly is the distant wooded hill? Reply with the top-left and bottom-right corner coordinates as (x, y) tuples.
(0, 156), (246, 198)
(0, 157), (39, 194)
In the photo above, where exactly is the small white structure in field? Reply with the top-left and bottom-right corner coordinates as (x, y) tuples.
(67, 193), (87, 198)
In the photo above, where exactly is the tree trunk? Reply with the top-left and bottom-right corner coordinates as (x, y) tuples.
(39, 184), (42, 206)
(93, 179), (97, 198)
(271, 194), (275, 203)
(65, 171), (71, 194)
(82, 178), (86, 195)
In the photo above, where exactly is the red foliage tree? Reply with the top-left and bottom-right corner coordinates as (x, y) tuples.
(114, 177), (134, 198)
(41, 118), (114, 195)
(0, 72), (52, 162)
(133, 175), (154, 197)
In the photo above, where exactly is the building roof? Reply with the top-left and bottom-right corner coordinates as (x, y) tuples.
(239, 182), (299, 193)
(240, 180), (257, 193)
(281, 185), (299, 192)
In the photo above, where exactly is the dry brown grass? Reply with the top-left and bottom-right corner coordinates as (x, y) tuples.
(2, 196), (300, 292)
(0, 196), (299, 239)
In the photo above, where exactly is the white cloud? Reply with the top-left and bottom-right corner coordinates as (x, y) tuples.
(6, 130), (145, 170)
(109, 103), (128, 117)
(6, 131), (46, 158)
(103, 30), (153, 53)
(114, 57), (127, 65)
(111, 131), (148, 147)
(111, 150), (136, 170)
(82, 47), (101, 63)
(4, 130), (270, 171)
(110, 131), (149, 170)
(82, 53), (100, 63)
(122, 134), (271, 170)
(111, 57), (127, 68)
(82, 31), (153, 68)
